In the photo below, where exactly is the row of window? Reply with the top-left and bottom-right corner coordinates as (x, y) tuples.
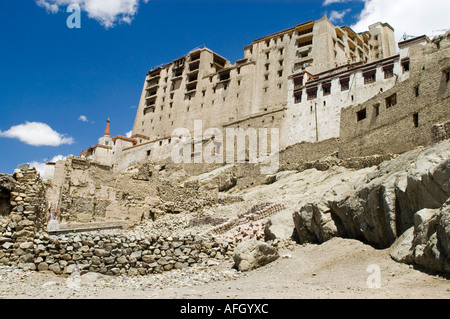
(355, 93), (420, 127)
(292, 62), (406, 103)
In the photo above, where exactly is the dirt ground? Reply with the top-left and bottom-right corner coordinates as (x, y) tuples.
(0, 237), (448, 299)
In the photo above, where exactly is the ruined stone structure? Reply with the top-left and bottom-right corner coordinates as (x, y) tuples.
(0, 167), (237, 276)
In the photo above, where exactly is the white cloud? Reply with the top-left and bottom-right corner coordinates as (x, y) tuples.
(323, 0), (355, 5)
(329, 9), (351, 24)
(125, 130), (132, 138)
(30, 155), (68, 176)
(35, 0), (149, 28)
(78, 115), (88, 122)
(351, 0), (450, 41)
(0, 122), (74, 147)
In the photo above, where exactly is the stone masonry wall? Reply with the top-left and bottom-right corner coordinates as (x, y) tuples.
(0, 230), (234, 276)
(0, 168), (235, 276)
(339, 32), (450, 158)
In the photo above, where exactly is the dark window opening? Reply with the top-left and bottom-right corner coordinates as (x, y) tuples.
(383, 64), (394, 79)
(373, 103), (380, 117)
(297, 28), (313, 36)
(357, 108), (367, 122)
(297, 38), (313, 48)
(190, 52), (201, 61)
(401, 58), (410, 73)
(294, 75), (303, 90)
(413, 113), (419, 128)
(446, 71), (450, 83)
(0, 188), (12, 216)
(147, 150), (151, 157)
(306, 86), (317, 100)
(322, 82), (331, 96)
(294, 92), (302, 104)
(340, 77), (350, 91)
(363, 69), (376, 84)
(415, 86), (420, 97)
(386, 93), (397, 108)
(219, 70), (230, 81)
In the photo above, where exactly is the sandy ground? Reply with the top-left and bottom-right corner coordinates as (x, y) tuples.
(0, 237), (448, 300)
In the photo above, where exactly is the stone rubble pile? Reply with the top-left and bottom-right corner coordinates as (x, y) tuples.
(216, 220), (267, 244)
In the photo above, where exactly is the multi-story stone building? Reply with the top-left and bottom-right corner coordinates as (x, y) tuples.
(61, 16), (447, 174)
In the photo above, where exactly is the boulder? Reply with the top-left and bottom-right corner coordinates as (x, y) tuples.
(390, 227), (414, 263)
(264, 209), (295, 241)
(233, 239), (279, 272)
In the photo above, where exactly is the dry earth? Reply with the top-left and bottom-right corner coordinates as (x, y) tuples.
(0, 237), (448, 299)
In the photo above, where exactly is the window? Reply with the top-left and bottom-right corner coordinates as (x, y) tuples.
(340, 77), (350, 91)
(415, 86), (420, 97)
(279, 60), (284, 66)
(278, 70), (283, 77)
(445, 70), (450, 83)
(294, 75), (303, 90)
(265, 75), (269, 81)
(401, 58), (410, 73)
(147, 150), (151, 157)
(383, 64), (394, 79)
(413, 113), (419, 128)
(373, 103), (380, 117)
(322, 82), (331, 96)
(279, 48), (284, 55)
(306, 86), (317, 100)
(265, 63), (270, 71)
(294, 91), (302, 104)
(363, 69), (376, 84)
(159, 141), (163, 146)
(357, 108), (367, 122)
(386, 93), (397, 108)
(298, 39), (313, 48)
(266, 52), (270, 59)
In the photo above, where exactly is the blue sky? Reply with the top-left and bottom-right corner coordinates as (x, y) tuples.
(0, 0), (448, 174)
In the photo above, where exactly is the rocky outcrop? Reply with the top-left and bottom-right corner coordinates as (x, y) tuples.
(293, 140), (450, 271)
(390, 201), (450, 273)
(233, 239), (279, 272)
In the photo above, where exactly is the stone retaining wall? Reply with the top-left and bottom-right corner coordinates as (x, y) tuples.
(0, 230), (234, 276)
